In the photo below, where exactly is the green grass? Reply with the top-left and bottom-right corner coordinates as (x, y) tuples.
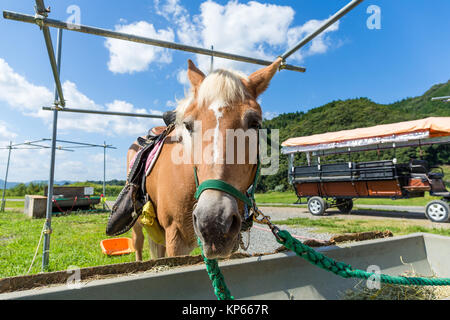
(353, 194), (441, 207)
(0, 209), (203, 279)
(0, 211), (148, 278)
(3, 201), (25, 209)
(273, 216), (450, 237)
(255, 191), (298, 204)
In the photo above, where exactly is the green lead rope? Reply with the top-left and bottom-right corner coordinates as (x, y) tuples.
(200, 229), (449, 300)
(197, 237), (234, 300)
(275, 229), (450, 286)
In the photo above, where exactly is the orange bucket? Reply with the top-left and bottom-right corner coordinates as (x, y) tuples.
(100, 237), (135, 256)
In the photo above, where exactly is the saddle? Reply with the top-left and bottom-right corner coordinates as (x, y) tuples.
(106, 112), (175, 236)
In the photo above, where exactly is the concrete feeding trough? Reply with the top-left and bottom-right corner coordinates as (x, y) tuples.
(1, 233), (449, 300)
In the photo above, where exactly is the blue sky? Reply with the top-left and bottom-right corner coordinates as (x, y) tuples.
(0, 0), (449, 183)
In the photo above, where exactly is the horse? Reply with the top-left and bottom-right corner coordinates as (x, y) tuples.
(128, 58), (282, 260)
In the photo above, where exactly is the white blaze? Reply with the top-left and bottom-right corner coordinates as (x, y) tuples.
(209, 100), (224, 164)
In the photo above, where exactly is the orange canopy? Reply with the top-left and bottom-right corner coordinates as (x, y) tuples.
(281, 117), (450, 152)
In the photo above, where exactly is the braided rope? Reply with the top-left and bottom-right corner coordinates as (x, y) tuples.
(200, 228), (450, 300)
(276, 230), (450, 286)
(197, 237), (234, 300)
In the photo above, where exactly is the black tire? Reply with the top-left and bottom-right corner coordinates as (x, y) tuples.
(336, 198), (353, 214)
(307, 196), (327, 216)
(425, 200), (449, 222)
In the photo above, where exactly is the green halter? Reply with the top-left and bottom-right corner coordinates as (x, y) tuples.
(193, 160), (261, 301)
(193, 160), (260, 207)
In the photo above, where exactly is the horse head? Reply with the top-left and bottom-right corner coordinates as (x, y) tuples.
(174, 58), (281, 259)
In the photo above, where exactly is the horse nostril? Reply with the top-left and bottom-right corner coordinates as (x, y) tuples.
(227, 213), (240, 235)
(193, 212), (198, 228)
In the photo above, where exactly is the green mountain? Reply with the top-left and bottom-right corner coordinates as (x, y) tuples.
(259, 80), (450, 192)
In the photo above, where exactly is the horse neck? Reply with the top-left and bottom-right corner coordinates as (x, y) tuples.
(144, 132), (197, 208)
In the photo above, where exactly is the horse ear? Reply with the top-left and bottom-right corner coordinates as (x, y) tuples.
(245, 57), (282, 98)
(187, 59), (205, 90)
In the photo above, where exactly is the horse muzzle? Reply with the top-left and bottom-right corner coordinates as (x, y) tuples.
(193, 190), (241, 259)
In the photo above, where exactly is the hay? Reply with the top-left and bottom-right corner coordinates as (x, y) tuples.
(341, 271), (450, 300)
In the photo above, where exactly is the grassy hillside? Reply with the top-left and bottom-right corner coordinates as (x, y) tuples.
(259, 80), (450, 191)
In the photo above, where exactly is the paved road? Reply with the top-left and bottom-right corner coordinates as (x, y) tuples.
(258, 203), (427, 220)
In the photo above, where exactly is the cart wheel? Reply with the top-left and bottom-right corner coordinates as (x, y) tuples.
(308, 197), (327, 216)
(425, 200), (449, 222)
(336, 199), (353, 214)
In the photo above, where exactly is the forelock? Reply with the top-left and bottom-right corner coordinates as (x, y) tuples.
(197, 69), (250, 108)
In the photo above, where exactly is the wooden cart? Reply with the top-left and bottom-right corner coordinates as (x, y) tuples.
(281, 117), (450, 222)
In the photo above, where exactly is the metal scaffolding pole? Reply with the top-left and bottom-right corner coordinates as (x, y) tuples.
(41, 138), (116, 149)
(34, 0), (65, 107)
(210, 45), (214, 73)
(42, 106), (164, 119)
(3, 139), (74, 151)
(280, 0), (364, 60)
(42, 26), (63, 271)
(0, 142), (12, 212)
(3, 10), (306, 73)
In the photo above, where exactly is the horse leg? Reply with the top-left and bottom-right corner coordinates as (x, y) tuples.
(132, 223), (145, 261)
(164, 224), (195, 257)
(141, 224), (166, 258)
(146, 237), (166, 259)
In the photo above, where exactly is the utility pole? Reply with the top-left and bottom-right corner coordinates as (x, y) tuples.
(1, 141), (12, 212)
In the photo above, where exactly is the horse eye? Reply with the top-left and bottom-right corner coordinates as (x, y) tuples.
(184, 121), (194, 132)
(249, 121), (261, 130)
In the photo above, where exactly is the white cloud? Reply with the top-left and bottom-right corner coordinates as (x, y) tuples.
(155, 0), (202, 47)
(153, 0), (341, 81)
(0, 58), (53, 112)
(102, 1), (342, 81)
(0, 59), (164, 137)
(286, 18), (340, 61)
(166, 99), (178, 108)
(263, 111), (279, 120)
(88, 152), (124, 181)
(176, 69), (188, 86)
(159, 0), (294, 74)
(0, 121), (18, 140)
(53, 89), (164, 136)
(105, 21), (175, 74)
(105, 100), (161, 136)
(155, 0), (187, 20)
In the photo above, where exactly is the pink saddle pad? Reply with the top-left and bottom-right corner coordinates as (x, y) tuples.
(129, 136), (167, 177)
